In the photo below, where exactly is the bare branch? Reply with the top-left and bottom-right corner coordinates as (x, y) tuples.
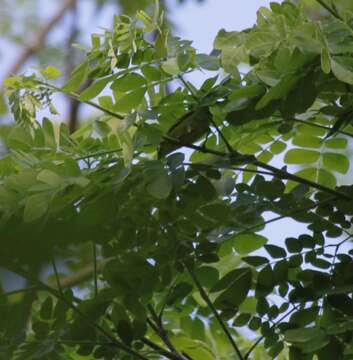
(49, 258), (112, 289)
(4, 0), (78, 80)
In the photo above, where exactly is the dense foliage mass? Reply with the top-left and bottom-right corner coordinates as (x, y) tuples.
(1, 1), (353, 359)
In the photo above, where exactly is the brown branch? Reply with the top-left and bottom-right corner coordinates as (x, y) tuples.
(4, 0), (78, 80)
(49, 258), (113, 289)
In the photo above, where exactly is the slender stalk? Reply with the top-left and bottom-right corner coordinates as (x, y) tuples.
(314, 0), (344, 21)
(34, 78), (353, 201)
(290, 117), (353, 139)
(51, 255), (63, 295)
(178, 74), (234, 153)
(141, 337), (181, 360)
(147, 305), (185, 360)
(184, 162), (276, 176)
(6, 264), (149, 360)
(3, 0), (77, 81)
(240, 196), (335, 234)
(244, 305), (298, 359)
(92, 241), (98, 298)
(163, 135), (351, 201)
(0, 286), (37, 299)
(184, 263), (244, 360)
(253, 159), (350, 200)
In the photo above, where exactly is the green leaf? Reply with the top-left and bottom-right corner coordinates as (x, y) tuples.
(196, 54), (220, 71)
(37, 170), (62, 187)
(232, 233), (268, 254)
(284, 327), (326, 343)
(62, 61), (89, 92)
(166, 283), (193, 305)
(285, 237), (303, 253)
(325, 138), (347, 149)
(112, 73), (146, 92)
(78, 76), (111, 101)
(330, 56), (353, 85)
(162, 58), (180, 75)
(114, 88), (146, 112)
(322, 153), (349, 174)
(171, 336), (214, 360)
(290, 307), (319, 326)
(255, 265), (275, 296)
(40, 297), (53, 320)
(264, 244), (286, 258)
(242, 256), (269, 267)
(146, 170), (172, 199)
(23, 192), (50, 223)
(195, 266), (219, 288)
(270, 141), (286, 154)
(292, 135), (321, 148)
(284, 149), (320, 164)
(256, 74), (299, 110)
(40, 66), (62, 80)
(224, 85), (265, 113)
(239, 297), (257, 314)
(213, 268), (252, 308)
(321, 47), (331, 74)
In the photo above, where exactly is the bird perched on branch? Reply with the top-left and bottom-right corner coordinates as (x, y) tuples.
(158, 106), (212, 158)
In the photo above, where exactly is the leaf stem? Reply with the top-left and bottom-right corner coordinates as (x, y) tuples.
(163, 135), (351, 201)
(314, 0), (344, 21)
(147, 305), (185, 360)
(6, 264), (149, 360)
(184, 263), (244, 360)
(51, 254), (63, 295)
(92, 241), (98, 298)
(244, 305), (298, 359)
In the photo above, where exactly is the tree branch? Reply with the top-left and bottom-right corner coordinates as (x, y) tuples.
(6, 263), (149, 360)
(49, 258), (112, 289)
(147, 305), (186, 360)
(290, 117), (353, 139)
(314, 0), (344, 21)
(163, 135), (351, 201)
(4, 0), (78, 80)
(184, 263), (244, 360)
(244, 305), (298, 359)
(32, 79), (353, 201)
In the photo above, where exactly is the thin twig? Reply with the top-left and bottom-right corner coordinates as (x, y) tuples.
(163, 135), (351, 201)
(0, 286), (37, 299)
(33, 79), (353, 201)
(49, 258), (112, 289)
(240, 196), (336, 234)
(290, 117), (353, 139)
(314, 0), (344, 21)
(244, 305), (298, 359)
(184, 263), (244, 360)
(51, 255), (63, 295)
(141, 337), (181, 360)
(178, 74), (234, 153)
(92, 241), (98, 298)
(147, 305), (185, 360)
(6, 264), (149, 360)
(3, 0), (78, 80)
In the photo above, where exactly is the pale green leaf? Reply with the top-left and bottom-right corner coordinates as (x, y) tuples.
(232, 233), (268, 254)
(284, 149), (320, 164)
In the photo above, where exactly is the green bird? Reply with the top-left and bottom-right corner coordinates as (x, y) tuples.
(158, 106), (212, 158)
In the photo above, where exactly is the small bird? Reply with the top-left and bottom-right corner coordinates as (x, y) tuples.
(158, 106), (212, 158)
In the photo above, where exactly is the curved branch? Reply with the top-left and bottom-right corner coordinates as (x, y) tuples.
(4, 0), (78, 80)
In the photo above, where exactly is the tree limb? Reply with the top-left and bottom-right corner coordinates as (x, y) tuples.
(4, 0), (78, 80)
(49, 258), (112, 289)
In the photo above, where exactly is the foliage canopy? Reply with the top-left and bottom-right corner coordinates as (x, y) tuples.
(1, 1), (353, 359)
